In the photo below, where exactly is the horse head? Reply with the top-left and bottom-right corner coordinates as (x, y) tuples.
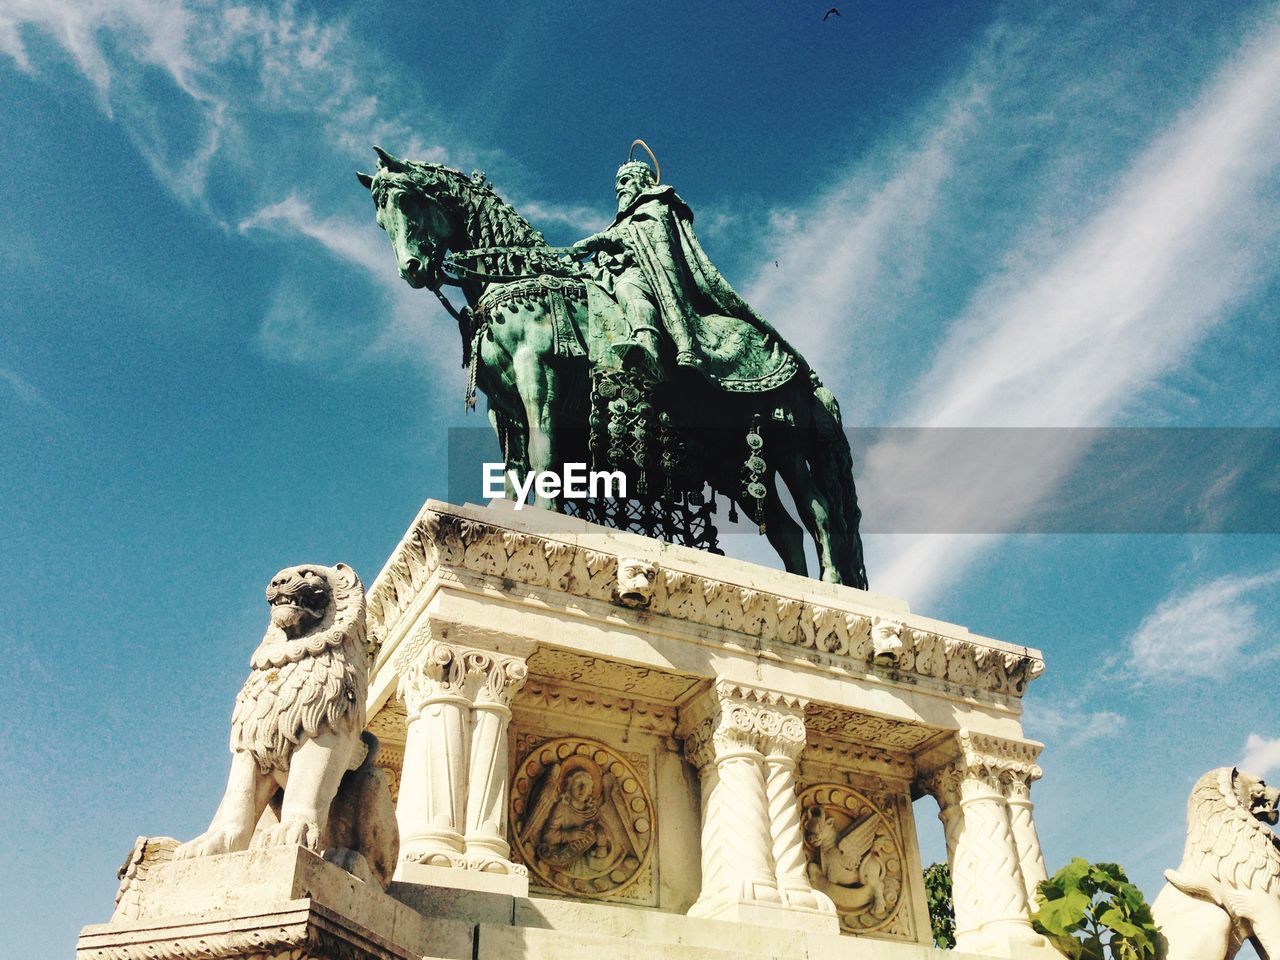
(359, 147), (462, 289)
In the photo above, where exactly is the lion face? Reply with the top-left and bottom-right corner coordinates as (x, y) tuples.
(803, 805), (838, 849)
(615, 558), (657, 608)
(266, 566), (333, 638)
(1236, 770), (1280, 826)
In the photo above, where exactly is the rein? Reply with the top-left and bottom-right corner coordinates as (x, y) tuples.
(426, 246), (587, 413)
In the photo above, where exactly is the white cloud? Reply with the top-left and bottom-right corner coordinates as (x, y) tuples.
(743, 80), (983, 367)
(0, 0), (445, 213)
(1023, 702), (1128, 751)
(1127, 569), (1280, 681)
(1241, 733), (1280, 778)
(862, 15), (1280, 604)
(238, 195), (455, 373)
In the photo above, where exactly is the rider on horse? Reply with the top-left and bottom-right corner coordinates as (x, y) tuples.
(570, 147), (802, 396)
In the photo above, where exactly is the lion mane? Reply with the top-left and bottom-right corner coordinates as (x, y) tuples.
(1168, 767), (1280, 902)
(230, 563), (367, 773)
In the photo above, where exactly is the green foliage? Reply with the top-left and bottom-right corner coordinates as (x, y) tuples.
(1030, 858), (1162, 960)
(923, 861), (956, 949)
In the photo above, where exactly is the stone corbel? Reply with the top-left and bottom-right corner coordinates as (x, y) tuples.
(393, 623), (530, 886)
(678, 680), (837, 933)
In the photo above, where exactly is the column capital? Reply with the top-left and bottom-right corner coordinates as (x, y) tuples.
(396, 633), (468, 714)
(679, 680), (808, 766)
(460, 647), (528, 708)
(957, 729), (1043, 798)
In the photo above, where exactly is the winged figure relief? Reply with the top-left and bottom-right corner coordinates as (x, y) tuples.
(521, 756), (628, 877)
(803, 805), (887, 915)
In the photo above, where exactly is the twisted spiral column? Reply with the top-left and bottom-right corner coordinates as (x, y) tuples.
(1006, 770), (1048, 903)
(922, 764), (978, 938)
(950, 730), (1044, 954)
(715, 741), (782, 904)
(765, 726), (834, 915)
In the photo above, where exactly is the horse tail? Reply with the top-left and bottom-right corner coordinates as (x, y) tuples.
(807, 371), (868, 589)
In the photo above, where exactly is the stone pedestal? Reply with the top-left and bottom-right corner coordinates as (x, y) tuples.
(83, 499), (1066, 960)
(355, 500), (1060, 955)
(76, 845), (473, 960)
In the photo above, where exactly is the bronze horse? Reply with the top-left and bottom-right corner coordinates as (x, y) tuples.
(360, 148), (866, 588)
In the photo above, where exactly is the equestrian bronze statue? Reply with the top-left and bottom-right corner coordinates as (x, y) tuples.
(360, 144), (867, 588)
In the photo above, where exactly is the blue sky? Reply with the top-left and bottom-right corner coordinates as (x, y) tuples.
(2, 1), (1279, 955)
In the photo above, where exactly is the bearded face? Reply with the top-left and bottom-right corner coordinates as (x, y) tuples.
(615, 169), (650, 212)
(266, 567), (333, 638)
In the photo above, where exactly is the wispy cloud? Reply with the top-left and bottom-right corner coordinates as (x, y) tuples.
(1127, 569), (1280, 681)
(0, 0), (483, 368)
(1241, 733), (1280, 778)
(237, 194), (455, 373)
(859, 13), (1280, 603)
(1023, 700), (1128, 752)
(0, 366), (58, 417)
(744, 80), (983, 371)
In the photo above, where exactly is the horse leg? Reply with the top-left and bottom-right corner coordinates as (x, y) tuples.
(761, 472), (808, 577)
(776, 448), (842, 584)
(512, 341), (559, 510)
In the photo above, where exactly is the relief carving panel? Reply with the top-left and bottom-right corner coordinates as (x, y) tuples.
(510, 735), (656, 904)
(799, 782), (905, 935)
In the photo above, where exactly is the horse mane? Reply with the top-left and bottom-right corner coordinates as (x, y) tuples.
(390, 160), (549, 277)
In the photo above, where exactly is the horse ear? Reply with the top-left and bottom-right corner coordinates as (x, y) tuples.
(356, 171), (373, 190)
(373, 145), (403, 171)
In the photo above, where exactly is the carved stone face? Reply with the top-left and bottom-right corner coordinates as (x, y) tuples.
(1238, 771), (1280, 825)
(803, 805), (837, 848)
(615, 170), (648, 212)
(266, 566), (332, 638)
(615, 559), (658, 608)
(566, 770), (595, 809)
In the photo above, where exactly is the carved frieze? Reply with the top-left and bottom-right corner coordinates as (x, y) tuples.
(524, 648), (701, 703)
(510, 735), (655, 904)
(516, 678), (679, 735)
(805, 705), (938, 752)
(365, 505), (1044, 699)
(799, 783), (906, 936)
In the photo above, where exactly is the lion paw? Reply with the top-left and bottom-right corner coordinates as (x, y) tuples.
(252, 817), (320, 851)
(174, 830), (241, 860)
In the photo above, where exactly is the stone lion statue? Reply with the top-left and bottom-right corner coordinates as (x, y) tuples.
(174, 563), (398, 889)
(1152, 766), (1280, 960)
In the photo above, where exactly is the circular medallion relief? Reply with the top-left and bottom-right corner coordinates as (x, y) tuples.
(510, 737), (654, 897)
(798, 783), (904, 933)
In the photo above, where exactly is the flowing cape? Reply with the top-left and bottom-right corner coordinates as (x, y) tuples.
(605, 186), (799, 393)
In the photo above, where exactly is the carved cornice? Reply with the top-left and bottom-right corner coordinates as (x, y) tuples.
(805, 704), (938, 752)
(366, 504), (1044, 700)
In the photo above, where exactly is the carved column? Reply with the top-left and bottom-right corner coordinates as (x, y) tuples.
(394, 625), (530, 884)
(679, 681), (837, 932)
(460, 648), (527, 871)
(1006, 765), (1048, 903)
(920, 763), (978, 939)
(920, 730), (1049, 956)
(764, 717), (835, 915)
(395, 636), (470, 866)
